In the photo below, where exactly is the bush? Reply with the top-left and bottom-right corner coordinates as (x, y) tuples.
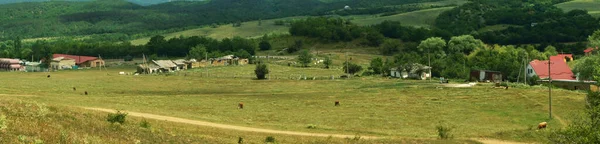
(436, 124), (453, 139)
(139, 119), (151, 129)
(323, 56), (332, 69)
(0, 115), (7, 131)
(255, 62), (269, 80)
(124, 55), (133, 61)
(343, 62), (363, 75)
(106, 111), (128, 124)
(265, 136), (276, 143)
(297, 50), (313, 67)
(259, 40), (272, 51)
(527, 75), (540, 86)
(287, 40), (303, 53)
(306, 124), (317, 129)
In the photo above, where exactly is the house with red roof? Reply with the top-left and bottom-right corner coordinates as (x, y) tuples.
(52, 54), (105, 68)
(584, 47), (597, 56)
(527, 59), (575, 80)
(549, 54), (573, 62)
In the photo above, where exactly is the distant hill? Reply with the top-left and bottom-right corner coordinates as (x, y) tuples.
(0, 0), (444, 40)
(0, 0), (205, 6)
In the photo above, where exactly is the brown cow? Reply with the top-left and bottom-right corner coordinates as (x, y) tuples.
(238, 102), (244, 109)
(538, 122), (547, 129)
(335, 100), (340, 106)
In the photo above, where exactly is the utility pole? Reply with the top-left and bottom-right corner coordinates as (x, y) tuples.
(548, 59), (552, 119)
(346, 52), (349, 77)
(525, 54), (528, 83)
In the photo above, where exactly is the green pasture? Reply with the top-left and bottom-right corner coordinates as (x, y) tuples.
(0, 65), (586, 142)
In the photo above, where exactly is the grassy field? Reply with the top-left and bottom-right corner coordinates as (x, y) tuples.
(0, 64), (586, 143)
(351, 7), (455, 27)
(556, 0), (600, 18)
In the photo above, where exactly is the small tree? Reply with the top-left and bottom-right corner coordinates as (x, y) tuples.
(323, 56), (332, 69)
(106, 111), (127, 124)
(369, 57), (384, 75)
(259, 41), (272, 51)
(297, 50), (313, 67)
(343, 62), (363, 75)
(255, 62), (269, 80)
(188, 45), (208, 60)
(287, 40), (303, 53)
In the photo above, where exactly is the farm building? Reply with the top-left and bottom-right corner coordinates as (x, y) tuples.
(210, 55), (248, 66)
(188, 60), (211, 69)
(152, 60), (178, 72)
(584, 47), (597, 56)
(172, 59), (188, 70)
(470, 70), (503, 82)
(527, 59), (575, 80)
(0, 58), (23, 71)
(53, 54), (105, 68)
(540, 79), (598, 91)
(389, 63), (432, 80)
(50, 57), (76, 70)
(25, 62), (43, 72)
(137, 64), (161, 74)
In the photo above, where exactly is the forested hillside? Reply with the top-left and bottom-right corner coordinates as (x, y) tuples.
(0, 0), (442, 40)
(434, 0), (599, 46)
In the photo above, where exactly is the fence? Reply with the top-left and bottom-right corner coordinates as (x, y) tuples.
(173, 72), (343, 80)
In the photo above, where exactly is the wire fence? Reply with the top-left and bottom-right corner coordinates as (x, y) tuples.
(175, 72), (343, 80)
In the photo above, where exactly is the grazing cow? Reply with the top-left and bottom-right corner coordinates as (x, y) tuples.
(84, 91), (88, 95)
(73, 87), (76, 91)
(238, 102), (244, 109)
(47, 75), (50, 78)
(538, 122), (547, 129)
(335, 100), (340, 106)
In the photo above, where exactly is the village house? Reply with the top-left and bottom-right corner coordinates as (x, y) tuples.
(53, 54), (105, 68)
(389, 63), (432, 80)
(526, 56), (599, 90)
(0, 58), (23, 71)
(50, 57), (76, 70)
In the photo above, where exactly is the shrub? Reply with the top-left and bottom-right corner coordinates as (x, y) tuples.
(255, 62), (269, 80)
(259, 40), (272, 51)
(124, 55), (133, 61)
(343, 62), (363, 75)
(139, 119), (151, 129)
(0, 115), (7, 131)
(107, 111), (128, 124)
(323, 56), (332, 69)
(306, 124), (317, 129)
(265, 136), (276, 143)
(436, 124), (453, 139)
(527, 75), (540, 86)
(297, 50), (313, 67)
(287, 40), (303, 53)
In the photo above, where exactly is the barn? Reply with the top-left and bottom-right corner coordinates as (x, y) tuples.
(470, 70), (502, 82)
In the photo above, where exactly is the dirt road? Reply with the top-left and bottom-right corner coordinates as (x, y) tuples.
(82, 107), (531, 144)
(82, 107), (377, 139)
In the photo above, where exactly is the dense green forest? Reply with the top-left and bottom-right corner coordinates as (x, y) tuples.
(435, 0), (599, 46)
(0, 0), (443, 40)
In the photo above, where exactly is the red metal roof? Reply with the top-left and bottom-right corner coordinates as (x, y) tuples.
(53, 54), (98, 64)
(549, 54), (573, 61)
(584, 47), (597, 53)
(529, 59), (575, 80)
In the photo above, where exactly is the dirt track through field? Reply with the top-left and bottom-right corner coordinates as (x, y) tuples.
(82, 107), (378, 139)
(82, 107), (530, 144)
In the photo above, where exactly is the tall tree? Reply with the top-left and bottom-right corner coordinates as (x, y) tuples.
(418, 37), (446, 80)
(369, 57), (384, 75)
(447, 35), (484, 55)
(589, 29), (600, 48)
(188, 45), (207, 60)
